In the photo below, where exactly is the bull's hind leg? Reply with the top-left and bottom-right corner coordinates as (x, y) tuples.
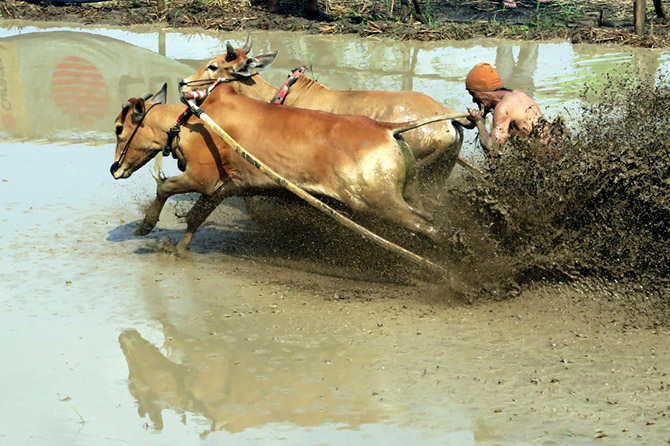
(397, 137), (434, 222)
(402, 169), (435, 223)
(376, 197), (443, 245)
(175, 181), (238, 255)
(402, 169), (435, 224)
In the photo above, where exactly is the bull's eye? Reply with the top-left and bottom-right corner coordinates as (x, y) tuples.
(207, 64), (218, 71)
(115, 125), (123, 136)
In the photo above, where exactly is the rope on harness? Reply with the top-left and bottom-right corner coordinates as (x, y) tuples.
(162, 107), (193, 157)
(163, 83), (220, 156)
(165, 74), (258, 156)
(270, 66), (306, 105)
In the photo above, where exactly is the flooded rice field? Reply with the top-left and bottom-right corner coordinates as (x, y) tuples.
(1, 22), (670, 445)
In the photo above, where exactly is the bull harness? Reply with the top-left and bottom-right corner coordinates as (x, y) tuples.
(269, 66), (307, 105)
(162, 75), (255, 157)
(116, 102), (160, 168)
(164, 67), (306, 157)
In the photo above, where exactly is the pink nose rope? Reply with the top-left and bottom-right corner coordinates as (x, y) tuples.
(182, 89), (209, 101)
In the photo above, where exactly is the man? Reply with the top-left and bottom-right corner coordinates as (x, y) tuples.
(465, 62), (552, 160)
(267, 0), (333, 21)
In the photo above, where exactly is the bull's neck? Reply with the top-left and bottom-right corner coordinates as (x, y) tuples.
(231, 74), (337, 108)
(149, 104), (187, 128)
(232, 76), (279, 102)
(146, 104), (189, 145)
(282, 76), (337, 109)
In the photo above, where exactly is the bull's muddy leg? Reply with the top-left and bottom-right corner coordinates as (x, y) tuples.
(381, 198), (443, 245)
(402, 155), (434, 222)
(175, 182), (237, 255)
(403, 179), (434, 222)
(242, 197), (263, 220)
(415, 144), (447, 170)
(136, 174), (195, 236)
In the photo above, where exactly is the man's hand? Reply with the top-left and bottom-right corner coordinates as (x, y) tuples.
(467, 107), (485, 124)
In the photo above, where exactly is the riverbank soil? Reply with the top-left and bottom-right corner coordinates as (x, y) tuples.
(3, 0), (670, 47)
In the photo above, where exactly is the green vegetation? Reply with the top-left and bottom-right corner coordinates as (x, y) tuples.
(423, 0), (436, 27)
(345, 9), (368, 26)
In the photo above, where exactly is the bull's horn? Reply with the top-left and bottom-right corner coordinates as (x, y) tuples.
(226, 41), (236, 61)
(242, 33), (252, 54)
(122, 101), (130, 110)
(141, 92), (153, 101)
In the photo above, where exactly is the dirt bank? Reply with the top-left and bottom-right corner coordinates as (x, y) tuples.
(3, 0), (670, 47)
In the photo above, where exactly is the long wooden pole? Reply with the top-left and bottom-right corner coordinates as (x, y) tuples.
(456, 156), (485, 176)
(634, 0), (646, 35)
(184, 99), (451, 277)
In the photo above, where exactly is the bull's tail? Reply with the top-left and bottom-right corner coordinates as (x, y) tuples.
(389, 112), (471, 136)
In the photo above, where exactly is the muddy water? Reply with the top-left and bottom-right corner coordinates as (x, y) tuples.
(1, 22), (669, 445)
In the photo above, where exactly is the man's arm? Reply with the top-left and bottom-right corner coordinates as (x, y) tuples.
(467, 107), (511, 157)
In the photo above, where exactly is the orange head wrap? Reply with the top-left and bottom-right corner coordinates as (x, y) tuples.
(465, 63), (503, 92)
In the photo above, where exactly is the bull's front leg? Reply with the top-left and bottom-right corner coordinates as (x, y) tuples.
(175, 180), (238, 255)
(135, 174), (196, 236)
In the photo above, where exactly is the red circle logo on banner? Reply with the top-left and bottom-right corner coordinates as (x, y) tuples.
(51, 55), (109, 125)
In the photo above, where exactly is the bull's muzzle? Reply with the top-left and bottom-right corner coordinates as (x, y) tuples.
(110, 161), (120, 176)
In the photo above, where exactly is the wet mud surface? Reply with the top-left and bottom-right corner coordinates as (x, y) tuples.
(1, 25), (670, 445)
(3, 0), (670, 47)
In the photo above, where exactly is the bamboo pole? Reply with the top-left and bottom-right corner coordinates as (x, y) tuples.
(456, 156), (485, 176)
(184, 98), (450, 277)
(634, 0), (646, 35)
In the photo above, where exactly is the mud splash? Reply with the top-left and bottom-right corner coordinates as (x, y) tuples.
(440, 74), (670, 306)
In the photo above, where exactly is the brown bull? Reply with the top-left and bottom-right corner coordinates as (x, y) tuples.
(111, 83), (460, 253)
(180, 36), (474, 171)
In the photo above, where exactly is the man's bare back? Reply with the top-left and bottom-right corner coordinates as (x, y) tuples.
(492, 90), (544, 136)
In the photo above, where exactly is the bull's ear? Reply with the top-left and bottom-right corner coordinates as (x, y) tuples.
(234, 51), (278, 77)
(131, 99), (146, 122)
(253, 51), (278, 70)
(148, 83), (168, 105)
(234, 59), (256, 77)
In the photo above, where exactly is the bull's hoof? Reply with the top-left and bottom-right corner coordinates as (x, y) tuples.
(135, 221), (156, 236)
(175, 244), (190, 258)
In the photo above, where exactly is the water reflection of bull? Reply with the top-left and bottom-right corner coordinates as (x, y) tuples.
(180, 36), (473, 173)
(119, 326), (393, 437)
(111, 82), (466, 254)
